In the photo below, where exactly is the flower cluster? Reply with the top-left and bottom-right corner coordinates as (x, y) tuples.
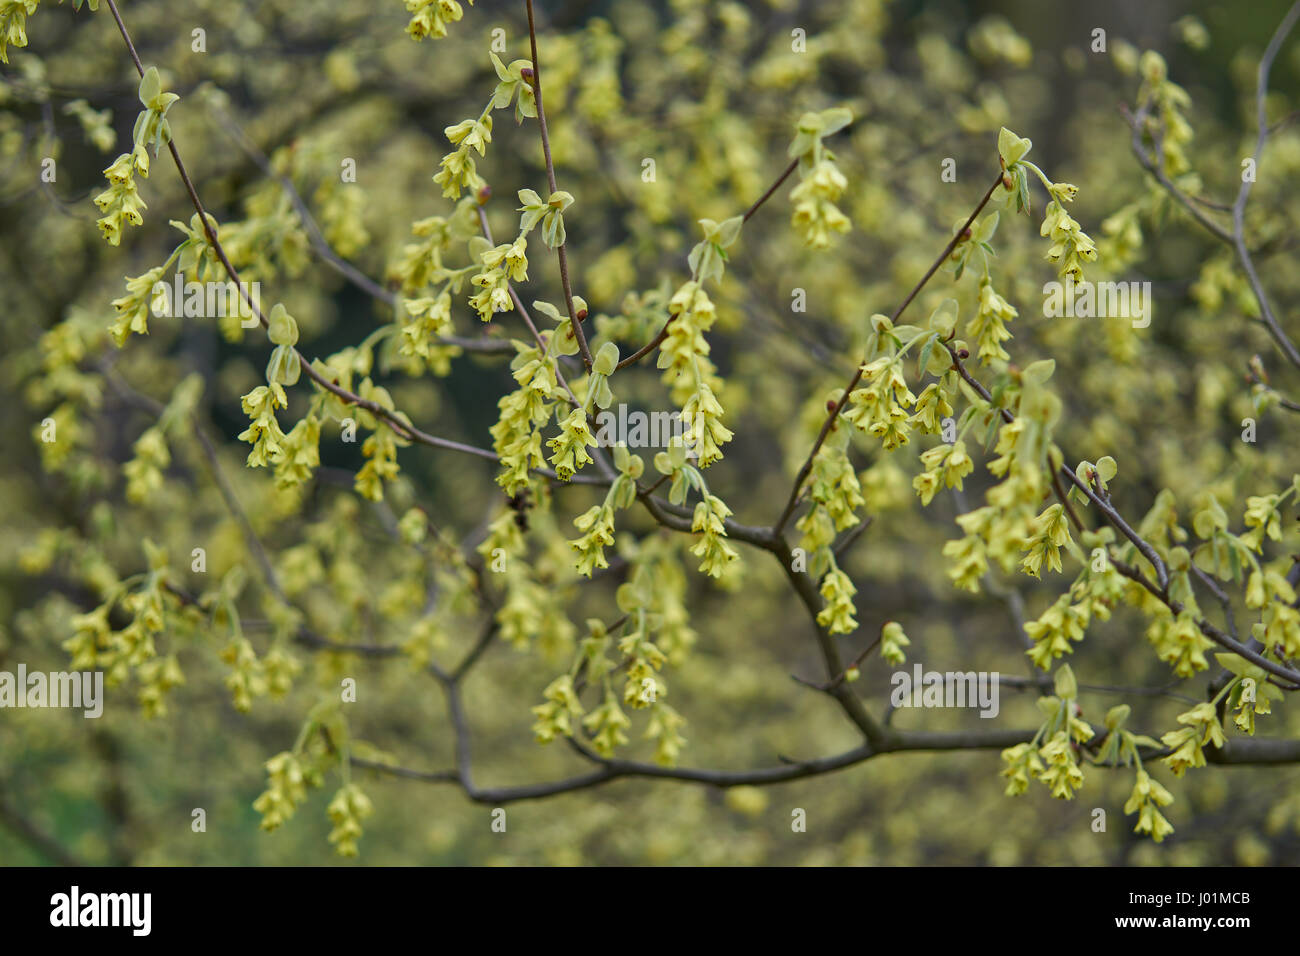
(912, 440), (973, 506)
(402, 0), (473, 42)
(490, 332), (565, 495)
(805, 441), (865, 537)
(816, 564), (857, 634)
(690, 493), (738, 578)
(326, 784), (374, 858)
(1145, 611), (1212, 678)
(220, 636), (269, 713)
(967, 278), (1017, 364)
(880, 620), (910, 665)
(398, 292), (461, 374)
(1021, 503), (1073, 578)
(253, 751), (312, 831)
(532, 673), (584, 743)
(843, 354), (916, 450)
(468, 236), (527, 321)
(433, 109), (490, 200)
(568, 445), (640, 576)
(584, 690), (632, 756)
(1160, 703), (1226, 777)
(109, 265), (167, 347)
(123, 427), (170, 503)
(547, 407), (596, 481)
(94, 151), (149, 247)
(1039, 182), (1097, 287)
(659, 280), (732, 466)
(0, 0), (40, 64)
(1024, 593), (1089, 670)
(1001, 667), (1093, 800)
(787, 107), (852, 248)
(237, 383), (289, 469)
(1125, 770), (1176, 843)
(1137, 50), (1194, 176)
(94, 67), (180, 245)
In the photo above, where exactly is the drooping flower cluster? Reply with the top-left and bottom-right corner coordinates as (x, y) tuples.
(109, 265), (167, 346)
(1004, 667), (1094, 801)
(1137, 50), (1194, 176)
(238, 382), (289, 468)
(402, 0), (474, 42)
(326, 784), (374, 858)
(843, 354), (916, 450)
(1160, 703), (1226, 778)
(0, 0), (41, 64)
(94, 67), (179, 245)
(468, 236), (527, 321)
(659, 279), (732, 466)
(1039, 182), (1097, 287)
(787, 107), (852, 248)
(690, 493), (738, 578)
(967, 277), (1017, 363)
(912, 440), (973, 506)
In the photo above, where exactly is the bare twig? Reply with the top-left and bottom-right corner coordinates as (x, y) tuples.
(524, 0), (592, 370)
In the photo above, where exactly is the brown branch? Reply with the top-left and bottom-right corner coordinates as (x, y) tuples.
(773, 170), (1005, 535)
(524, 0), (592, 370)
(945, 344), (1300, 689)
(103, 0), (506, 465)
(1230, 0), (1300, 371)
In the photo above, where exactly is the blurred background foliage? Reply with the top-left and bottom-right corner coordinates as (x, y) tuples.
(3, 0), (1300, 865)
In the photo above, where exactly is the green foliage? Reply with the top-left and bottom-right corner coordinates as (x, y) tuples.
(6, 0), (1300, 867)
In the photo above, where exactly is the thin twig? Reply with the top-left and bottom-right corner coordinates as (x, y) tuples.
(524, 0), (592, 370)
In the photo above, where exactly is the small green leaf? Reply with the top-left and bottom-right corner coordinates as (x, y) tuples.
(1021, 358), (1056, 386)
(1053, 663), (1077, 699)
(997, 127), (1032, 167)
(268, 303), (299, 346)
(593, 342), (619, 376)
(928, 298), (958, 337)
(139, 67), (162, 108)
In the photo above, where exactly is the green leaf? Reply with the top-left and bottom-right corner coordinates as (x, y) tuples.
(1053, 663), (1077, 699)
(927, 298), (958, 337)
(532, 300), (562, 322)
(818, 107), (853, 137)
(593, 342), (619, 376)
(1214, 653), (1253, 678)
(982, 413), (1000, 453)
(1228, 539), (1242, 583)
(715, 214), (744, 247)
(268, 303), (299, 347)
(1021, 358), (1056, 386)
(997, 127), (1032, 167)
(918, 334), (937, 380)
(139, 67), (162, 108)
